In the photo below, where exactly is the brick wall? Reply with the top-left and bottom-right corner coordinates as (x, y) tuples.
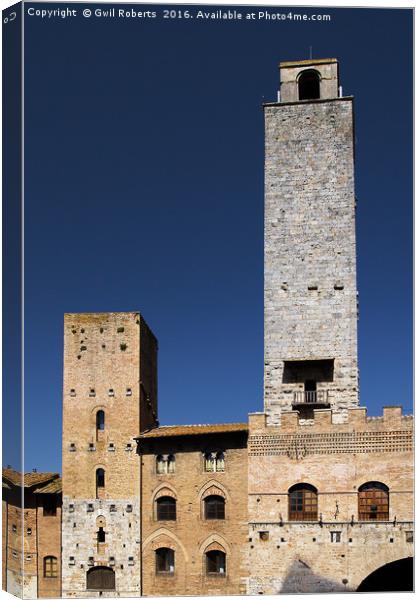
(139, 432), (248, 596)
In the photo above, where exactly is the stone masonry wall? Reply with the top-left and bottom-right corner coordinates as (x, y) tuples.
(247, 407), (414, 593)
(61, 499), (140, 597)
(264, 98), (358, 424)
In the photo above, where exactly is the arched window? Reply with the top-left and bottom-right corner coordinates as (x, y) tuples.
(206, 550), (226, 575)
(156, 496), (176, 520)
(96, 468), (105, 498)
(288, 483), (318, 521)
(204, 451), (225, 472)
(358, 482), (389, 521)
(155, 548), (175, 574)
(298, 69), (320, 101)
(86, 566), (115, 590)
(156, 454), (175, 474)
(43, 556), (58, 578)
(204, 495), (225, 520)
(96, 410), (105, 431)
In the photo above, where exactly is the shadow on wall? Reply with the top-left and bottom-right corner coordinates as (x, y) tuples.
(357, 557), (413, 592)
(279, 559), (349, 594)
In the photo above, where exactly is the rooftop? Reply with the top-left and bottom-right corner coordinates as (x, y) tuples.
(279, 58), (337, 68)
(136, 422), (248, 439)
(2, 468), (60, 488)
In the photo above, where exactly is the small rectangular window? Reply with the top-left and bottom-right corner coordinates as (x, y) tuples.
(70, 389), (76, 397)
(126, 388), (132, 396)
(27, 528), (32, 536)
(69, 504), (75, 513)
(89, 389), (96, 397)
(108, 389), (114, 397)
(12, 524), (17, 533)
(128, 556), (134, 566)
(110, 504), (117, 513)
(330, 531), (341, 543)
(87, 503), (94, 512)
(69, 443), (76, 452)
(126, 504), (133, 513)
(406, 531), (414, 543)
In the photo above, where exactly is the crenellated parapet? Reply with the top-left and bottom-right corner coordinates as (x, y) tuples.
(248, 407), (413, 458)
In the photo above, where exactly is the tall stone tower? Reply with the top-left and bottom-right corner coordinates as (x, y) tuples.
(61, 312), (157, 597)
(264, 58), (359, 425)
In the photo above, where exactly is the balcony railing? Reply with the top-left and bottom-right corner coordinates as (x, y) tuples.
(292, 390), (330, 405)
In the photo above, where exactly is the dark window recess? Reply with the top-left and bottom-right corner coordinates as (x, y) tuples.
(156, 548), (174, 574)
(358, 482), (389, 521)
(110, 505), (117, 513)
(96, 410), (105, 431)
(97, 527), (106, 543)
(43, 498), (57, 517)
(12, 524), (17, 533)
(406, 531), (414, 543)
(156, 497), (176, 521)
(331, 531), (341, 543)
(259, 531), (269, 541)
(117, 327), (124, 333)
(298, 69), (320, 100)
(120, 343), (127, 351)
(204, 495), (225, 520)
(288, 484), (318, 521)
(87, 504), (94, 512)
(126, 504), (133, 513)
(96, 469), (105, 498)
(87, 567), (115, 591)
(206, 550), (226, 575)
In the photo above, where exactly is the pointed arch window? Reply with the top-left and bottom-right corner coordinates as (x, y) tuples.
(288, 483), (318, 521)
(204, 495), (225, 520)
(205, 550), (226, 575)
(155, 548), (175, 574)
(298, 69), (321, 101)
(358, 482), (389, 521)
(156, 496), (176, 521)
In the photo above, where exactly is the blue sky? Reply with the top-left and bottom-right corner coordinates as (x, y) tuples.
(3, 4), (413, 473)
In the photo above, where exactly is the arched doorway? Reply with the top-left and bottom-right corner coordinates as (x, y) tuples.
(87, 566), (115, 591)
(357, 558), (413, 592)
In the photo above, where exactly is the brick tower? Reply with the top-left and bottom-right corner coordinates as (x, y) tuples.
(264, 59), (359, 424)
(61, 312), (157, 597)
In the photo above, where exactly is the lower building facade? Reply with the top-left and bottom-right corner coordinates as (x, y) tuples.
(3, 404), (414, 597)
